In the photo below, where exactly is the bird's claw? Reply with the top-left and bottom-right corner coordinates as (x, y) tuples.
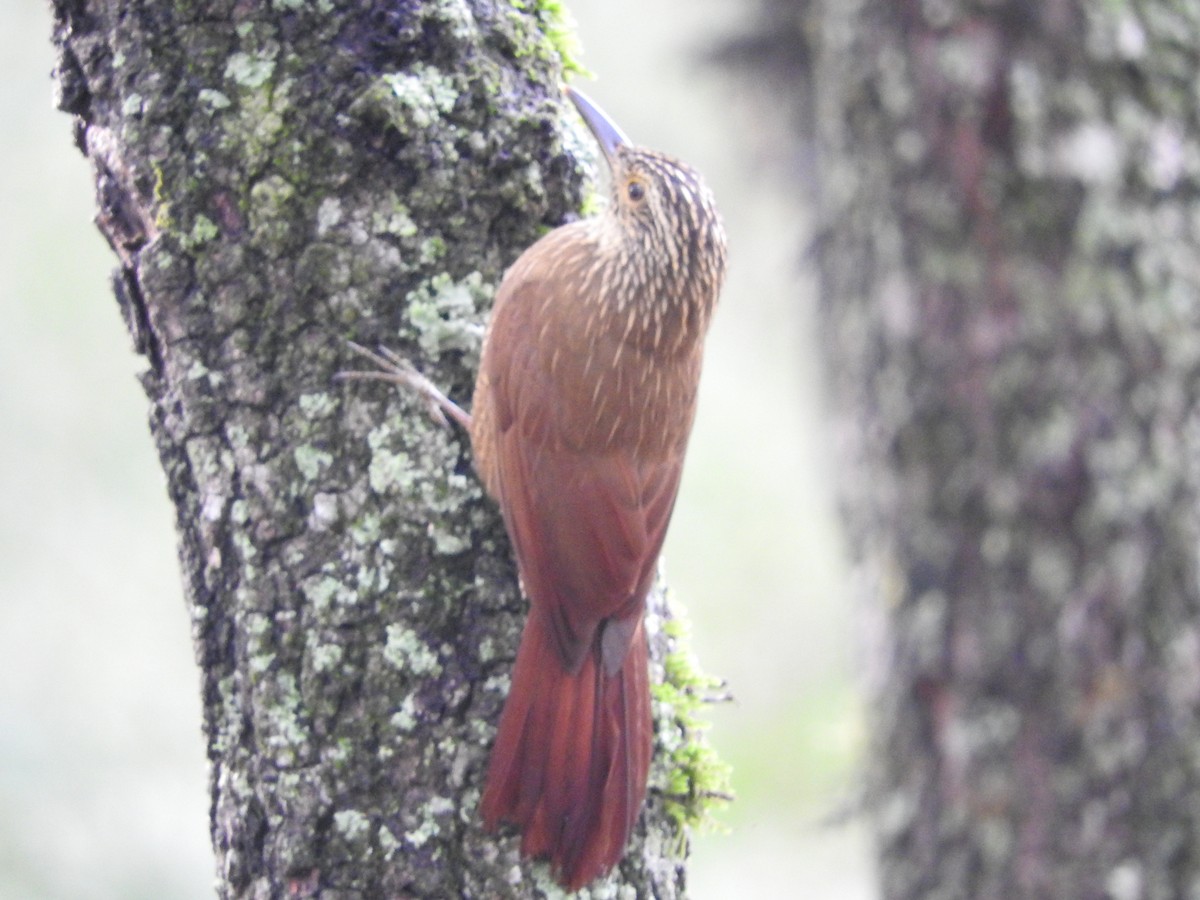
(336, 341), (470, 431)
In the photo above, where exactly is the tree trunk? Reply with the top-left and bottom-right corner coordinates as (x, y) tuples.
(734, 1), (1200, 897)
(50, 2), (721, 895)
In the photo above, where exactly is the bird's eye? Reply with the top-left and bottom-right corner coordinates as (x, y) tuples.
(627, 181), (645, 202)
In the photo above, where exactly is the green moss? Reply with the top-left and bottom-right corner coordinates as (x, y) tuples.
(508, 0), (591, 77)
(578, 187), (606, 219)
(150, 161), (173, 230)
(651, 606), (734, 832)
(533, 0), (590, 77)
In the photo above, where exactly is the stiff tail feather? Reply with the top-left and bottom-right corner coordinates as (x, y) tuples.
(480, 608), (652, 890)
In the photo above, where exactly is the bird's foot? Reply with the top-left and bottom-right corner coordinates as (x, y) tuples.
(336, 341), (472, 430)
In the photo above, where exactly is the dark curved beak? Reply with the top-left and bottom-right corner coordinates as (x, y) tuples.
(565, 86), (629, 168)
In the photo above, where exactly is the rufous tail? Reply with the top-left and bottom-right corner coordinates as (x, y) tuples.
(480, 608), (652, 890)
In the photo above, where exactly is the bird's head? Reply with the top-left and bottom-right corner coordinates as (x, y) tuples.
(566, 86), (727, 302)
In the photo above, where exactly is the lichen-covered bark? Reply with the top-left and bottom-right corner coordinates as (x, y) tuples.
(49, 1), (702, 896)
(734, 1), (1200, 897)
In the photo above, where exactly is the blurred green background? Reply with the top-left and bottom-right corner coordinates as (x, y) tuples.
(1, 3), (872, 897)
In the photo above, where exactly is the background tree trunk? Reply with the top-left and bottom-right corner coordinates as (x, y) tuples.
(50, 1), (716, 895)
(734, 1), (1200, 897)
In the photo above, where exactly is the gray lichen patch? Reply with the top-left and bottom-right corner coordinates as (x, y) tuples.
(248, 173), (299, 247)
(367, 443), (413, 496)
(215, 77), (289, 176)
(333, 808), (372, 843)
(258, 671), (313, 768)
(383, 624), (440, 676)
(183, 213), (219, 248)
(361, 415), (483, 556)
(378, 823), (402, 861)
(293, 444), (333, 481)
(428, 517), (472, 555)
(224, 49), (277, 91)
(198, 87), (232, 110)
(349, 64), (465, 175)
(307, 637), (343, 674)
(373, 66), (459, 131)
(391, 694), (420, 733)
(405, 795), (455, 849)
(301, 573), (357, 612)
(406, 271), (493, 364)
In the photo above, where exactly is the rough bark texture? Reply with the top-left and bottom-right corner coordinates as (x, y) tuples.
(733, 1), (1200, 898)
(50, 1), (704, 896)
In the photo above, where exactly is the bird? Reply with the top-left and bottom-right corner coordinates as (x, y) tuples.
(341, 86), (727, 889)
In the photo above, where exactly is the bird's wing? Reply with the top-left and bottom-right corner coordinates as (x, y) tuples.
(475, 264), (686, 673)
(495, 418), (683, 673)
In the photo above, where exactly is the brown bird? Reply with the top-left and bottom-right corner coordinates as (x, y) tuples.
(343, 87), (726, 889)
